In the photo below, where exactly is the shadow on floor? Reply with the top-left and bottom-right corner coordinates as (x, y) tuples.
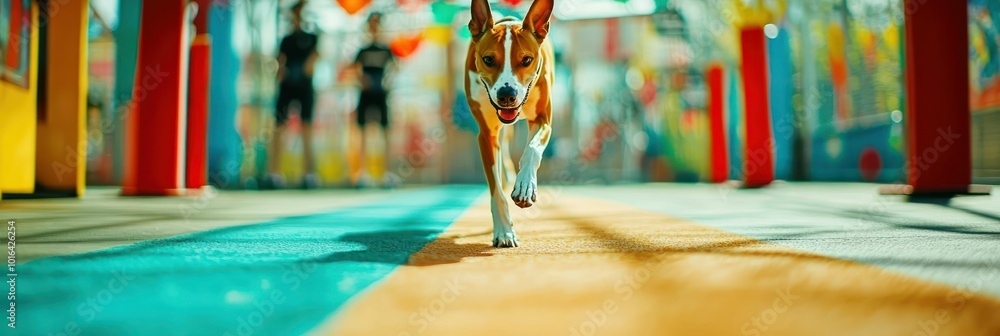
(942, 204), (1000, 222)
(778, 198), (1000, 237)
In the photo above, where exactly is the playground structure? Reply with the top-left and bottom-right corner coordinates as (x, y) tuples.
(1, 0), (998, 199)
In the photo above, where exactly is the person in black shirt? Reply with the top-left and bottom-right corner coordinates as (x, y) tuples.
(353, 12), (396, 187)
(268, 1), (320, 189)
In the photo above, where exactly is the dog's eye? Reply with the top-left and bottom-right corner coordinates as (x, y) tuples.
(482, 56), (496, 67)
(521, 57), (534, 67)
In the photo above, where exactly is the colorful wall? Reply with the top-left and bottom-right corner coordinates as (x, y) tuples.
(6, 0), (995, 195)
(205, 0), (1000, 187)
(0, 0), (89, 200)
(969, 0), (1000, 182)
(0, 0), (39, 196)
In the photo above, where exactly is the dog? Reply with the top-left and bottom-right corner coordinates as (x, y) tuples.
(464, 0), (554, 247)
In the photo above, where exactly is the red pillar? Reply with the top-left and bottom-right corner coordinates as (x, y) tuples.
(186, 36), (211, 189)
(739, 27), (774, 188)
(881, 0), (990, 196)
(123, 0), (191, 196)
(186, 0), (213, 190)
(707, 64), (728, 183)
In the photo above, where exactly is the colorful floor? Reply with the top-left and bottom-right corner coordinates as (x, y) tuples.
(7, 183), (1000, 335)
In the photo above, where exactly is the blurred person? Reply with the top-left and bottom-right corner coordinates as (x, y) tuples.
(352, 12), (396, 188)
(267, 0), (320, 189)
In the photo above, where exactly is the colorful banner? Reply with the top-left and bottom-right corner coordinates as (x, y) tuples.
(1, 0), (31, 88)
(336, 0), (371, 15)
(970, 0), (1000, 111)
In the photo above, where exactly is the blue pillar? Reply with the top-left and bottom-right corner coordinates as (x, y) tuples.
(112, 0), (142, 183)
(727, 70), (744, 180)
(207, 1), (243, 188)
(767, 27), (794, 180)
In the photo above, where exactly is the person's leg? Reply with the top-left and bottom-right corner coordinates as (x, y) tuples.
(355, 93), (371, 187)
(300, 122), (318, 188)
(269, 125), (286, 174)
(269, 86), (293, 188)
(301, 123), (314, 173)
(300, 87), (318, 188)
(379, 92), (391, 182)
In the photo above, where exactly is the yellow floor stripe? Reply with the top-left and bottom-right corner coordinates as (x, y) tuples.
(317, 193), (1000, 336)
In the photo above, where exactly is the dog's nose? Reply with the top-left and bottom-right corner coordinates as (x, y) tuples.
(497, 86), (518, 107)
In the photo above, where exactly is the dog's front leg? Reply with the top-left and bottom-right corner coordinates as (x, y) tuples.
(478, 132), (519, 247)
(512, 118), (552, 208)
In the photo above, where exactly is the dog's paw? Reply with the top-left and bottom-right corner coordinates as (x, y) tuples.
(511, 173), (537, 208)
(492, 228), (520, 248)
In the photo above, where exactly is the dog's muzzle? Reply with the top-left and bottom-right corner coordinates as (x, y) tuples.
(480, 79), (523, 124)
(480, 63), (542, 125)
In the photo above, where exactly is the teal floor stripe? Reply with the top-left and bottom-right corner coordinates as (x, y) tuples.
(18, 186), (485, 336)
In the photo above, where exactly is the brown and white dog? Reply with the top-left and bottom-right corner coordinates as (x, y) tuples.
(465, 0), (554, 247)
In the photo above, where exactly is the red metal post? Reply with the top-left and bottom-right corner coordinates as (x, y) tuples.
(122, 0), (190, 196)
(186, 36), (211, 189)
(901, 0), (975, 195)
(739, 27), (774, 188)
(186, 0), (213, 190)
(707, 64), (728, 183)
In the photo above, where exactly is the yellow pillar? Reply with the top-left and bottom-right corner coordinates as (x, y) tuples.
(35, 0), (89, 197)
(0, 1), (40, 199)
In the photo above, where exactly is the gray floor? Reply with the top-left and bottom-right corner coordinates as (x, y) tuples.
(6, 183), (999, 299)
(579, 182), (1000, 299)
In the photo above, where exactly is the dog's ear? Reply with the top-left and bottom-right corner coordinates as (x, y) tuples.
(524, 0), (553, 39)
(469, 0), (495, 39)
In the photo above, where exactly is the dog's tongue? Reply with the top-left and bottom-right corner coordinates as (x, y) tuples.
(499, 109), (518, 121)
